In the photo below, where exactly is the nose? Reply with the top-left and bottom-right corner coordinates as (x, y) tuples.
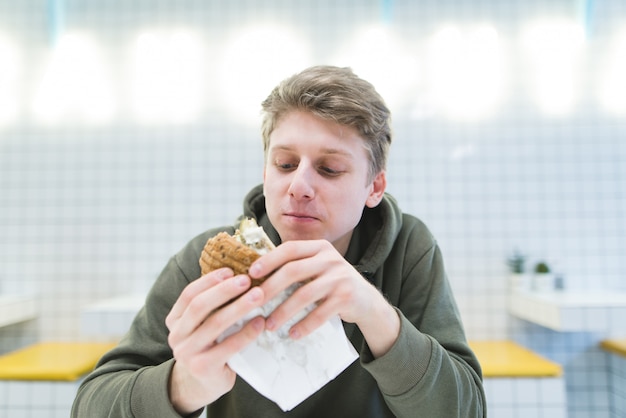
(287, 163), (315, 200)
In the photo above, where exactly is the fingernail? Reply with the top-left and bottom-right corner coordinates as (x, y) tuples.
(247, 287), (262, 302)
(214, 269), (229, 280)
(265, 317), (275, 331)
(251, 317), (264, 332)
(249, 262), (260, 276)
(289, 328), (301, 340)
(236, 276), (248, 287)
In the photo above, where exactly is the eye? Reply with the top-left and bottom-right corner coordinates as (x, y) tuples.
(273, 158), (297, 171)
(318, 166), (342, 177)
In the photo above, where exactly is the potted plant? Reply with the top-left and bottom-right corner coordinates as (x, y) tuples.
(506, 249), (527, 290)
(532, 261), (554, 292)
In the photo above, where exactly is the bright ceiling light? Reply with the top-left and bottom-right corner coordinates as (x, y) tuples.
(331, 25), (419, 112)
(217, 24), (311, 123)
(129, 29), (205, 124)
(521, 19), (586, 116)
(599, 27), (626, 115)
(32, 32), (115, 124)
(0, 34), (20, 127)
(426, 25), (505, 121)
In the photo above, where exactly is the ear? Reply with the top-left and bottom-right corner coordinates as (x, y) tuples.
(365, 170), (387, 208)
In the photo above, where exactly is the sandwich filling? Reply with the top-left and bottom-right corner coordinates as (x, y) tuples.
(235, 218), (276, 255)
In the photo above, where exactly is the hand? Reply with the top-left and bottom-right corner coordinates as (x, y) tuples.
(249, 240), (400, 358)
(165, 268), (266, 415)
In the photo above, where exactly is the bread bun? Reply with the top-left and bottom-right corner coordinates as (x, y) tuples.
(199, 218), (275, 286)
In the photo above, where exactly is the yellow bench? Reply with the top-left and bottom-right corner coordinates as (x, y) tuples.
(600, 338), (626, 358)
(469, 340), (562, 378)
(0, 341), (115, 381)
(469, 340), (567, 417)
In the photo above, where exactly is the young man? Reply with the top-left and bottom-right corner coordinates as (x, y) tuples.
(72, 66), (485, 417)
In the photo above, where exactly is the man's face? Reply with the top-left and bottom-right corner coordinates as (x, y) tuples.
(263, 110), (386, 255)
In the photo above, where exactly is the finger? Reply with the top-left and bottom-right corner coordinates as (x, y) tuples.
(258, 257), (315, 302)
(249, 240), (324, 280)
(210, 315), (265, 361)
(265, 277), (327, 331)
(287, 301), (338, 340)
(178, 286), (265, 357)
(169, 275), (253, 343)
(166, 268), (232, 329)
(197, 286), (265, 343)
(179, 316), (265, 384)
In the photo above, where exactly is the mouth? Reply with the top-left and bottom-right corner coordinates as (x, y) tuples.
(283, 212), (319, 221)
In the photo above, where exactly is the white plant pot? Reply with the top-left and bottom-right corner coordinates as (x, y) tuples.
(532, 273), (555, 292)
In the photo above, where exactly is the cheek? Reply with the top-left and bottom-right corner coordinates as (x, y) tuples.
(263, 172), (285, 196)
(331, 188), (369, 219)
(263, 173), (287, 212)
(263, 180), (275, 205)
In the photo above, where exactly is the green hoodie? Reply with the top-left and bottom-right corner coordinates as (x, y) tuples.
(72, 185), (485, 417)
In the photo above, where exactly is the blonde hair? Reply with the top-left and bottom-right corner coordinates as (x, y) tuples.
(261, 66), (392, 182)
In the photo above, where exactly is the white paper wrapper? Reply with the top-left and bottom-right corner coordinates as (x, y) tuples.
(218, 285), (359, 411)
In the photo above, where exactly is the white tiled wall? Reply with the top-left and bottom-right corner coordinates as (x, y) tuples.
(1, 0), (625, 417)
(607, 353), (626, 418)
(0, 380), (81, 418)
(483, 377), (567, 418)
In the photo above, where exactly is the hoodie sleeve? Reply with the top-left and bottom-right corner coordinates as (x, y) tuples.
(72, 233), (210, 418)
(361, 230), (486, 418)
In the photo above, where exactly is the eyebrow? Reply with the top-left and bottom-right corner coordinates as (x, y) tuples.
(270, 144), (355, 159)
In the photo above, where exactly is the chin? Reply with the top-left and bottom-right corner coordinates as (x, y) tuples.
(277, 225), (323, 242)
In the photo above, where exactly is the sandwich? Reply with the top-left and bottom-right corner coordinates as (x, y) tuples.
(199, 218), (275, 287)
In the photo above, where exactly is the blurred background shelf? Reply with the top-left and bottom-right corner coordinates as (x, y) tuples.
(80, 294), (145, 338)
(509, 289), (626, 333)
(0, 295), (37, 329)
